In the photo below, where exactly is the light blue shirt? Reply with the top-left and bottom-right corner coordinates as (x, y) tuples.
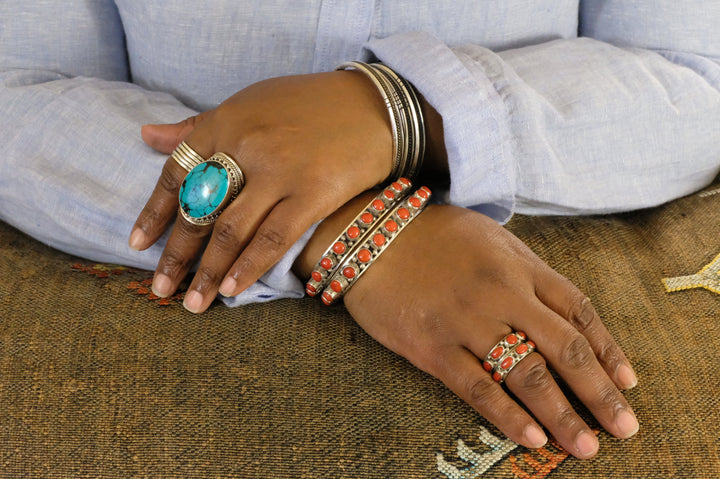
(1, 1), (719, 304)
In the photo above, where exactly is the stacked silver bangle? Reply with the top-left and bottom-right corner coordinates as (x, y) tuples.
(306, 179), (432, 306)
(337, 61), (426, 182)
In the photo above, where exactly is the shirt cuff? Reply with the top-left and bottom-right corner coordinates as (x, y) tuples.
(366, 31), (516, 223)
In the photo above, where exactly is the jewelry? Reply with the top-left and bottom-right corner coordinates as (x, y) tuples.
(336, 62), (425, 183)
(171, 141), (206, 172)
(372, 63), (426, 181)
(319, 185), (432, 305)
(305, 178), (413, 297)
(482, 332), (537, 384)
(178, 152), (245, 226)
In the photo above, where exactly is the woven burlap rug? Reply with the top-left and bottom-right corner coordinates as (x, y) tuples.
(1, 183), (718, 478)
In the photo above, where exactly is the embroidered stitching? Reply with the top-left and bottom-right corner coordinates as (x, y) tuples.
(662, 252), (720, 295)
(698, 187), (720, 198)
(72, 263), (186, 305)
(436, 427), (517, 478)
(437, 429), (598, 479)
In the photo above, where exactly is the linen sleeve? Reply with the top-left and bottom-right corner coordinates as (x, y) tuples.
(0, 2), (308, 304)
(366, 2), (720, 220)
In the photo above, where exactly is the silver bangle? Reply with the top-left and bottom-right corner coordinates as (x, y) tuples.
(305, 179), (413, 298)
(336, 61), (425, 183)
(336, 61), (404, 181)
(319, 185), (432, 305)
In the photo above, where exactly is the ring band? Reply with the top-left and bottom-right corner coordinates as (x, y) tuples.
(172, 141), (206, 172)
(482, 331), (537, 384)
(178, 152), (245, 226)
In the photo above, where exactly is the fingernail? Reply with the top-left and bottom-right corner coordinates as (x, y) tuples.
(152, 273), (173, 298)
(219, 276), (237, 297)
(129, 228), (147, 251)
(615, 409), (639, 439)
(574, 431), (599, 459)
(183, 290), (204, 313)
(616, 364), (638, 390)
(524, 424), (548, 448)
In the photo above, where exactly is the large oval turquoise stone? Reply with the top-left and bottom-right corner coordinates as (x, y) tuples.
(179, 161), (229, 219)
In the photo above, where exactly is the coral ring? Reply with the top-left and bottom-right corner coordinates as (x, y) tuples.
(178, 152), (245, 226)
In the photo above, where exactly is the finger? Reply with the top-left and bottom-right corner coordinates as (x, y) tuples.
(182, 183), (280, 313)
(534, 266), (638, 390)
(217, 196), (325, 297)
(129, 158), (189, 251)
(151, 211), (213, 299)
(504, 352), (599, 459)
(130, 129), (216, 251)
(436, 346), (548, 449)
(141, 111), (211, 154)
(518, 300), (640, 441)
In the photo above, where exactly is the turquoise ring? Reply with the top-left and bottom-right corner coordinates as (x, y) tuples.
(178, 152), (245, 226)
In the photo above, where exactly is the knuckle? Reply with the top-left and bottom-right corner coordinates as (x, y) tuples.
(158, 161), (183, 192)
(567, 294), (598, 331)
(555, 405), (581, 430)
(595, 383), (622, 409)
(595, 340), (619, 366)
(192, 267), (223, 290)
(177, 220), (209, 240)
(517, 357), (552, 390)
(138, 205), (163, 227)
(213, 219), (241, 249)
(561, 335), (595, 370)
(467, 376), (498, 407)
(160, 251), (193, 277)
(256, 225), (290, 251)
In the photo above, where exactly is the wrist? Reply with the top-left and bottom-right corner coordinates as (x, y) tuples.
(293, 191), (378, 280)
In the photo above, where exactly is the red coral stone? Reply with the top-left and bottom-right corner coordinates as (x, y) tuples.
(372, 199), (385, 211)
(306, 283), (317, 294)
(373, 233), (386, 247)
(491, 346), (504, 359)
(506, 334), (518, 345)
(384, 220), (398, 233)
(527, 340), (536, 349)
(417, 188), (429, 199)
(399, 177), (410, 186)
(331, 280), (342, 292)
(516, 343), (529, 355)
(361, 212), (374, 224)
(501, 357), (514, 370)
(391, 181), (402, 191)
(421, 186), (432, 195)
(409, 196), (421, 208)
(322, 292), (333, 305)
(320, 257), (333, 270)
(384, 189), (395, 200)
(397, 207), (410, 220)
(517, 331), (527, 340)
(332, 242), (346, 254)
(311, 271), (322, 282)
(347, 226), (361, 239)
(343, 266), (356, 279)
(483, 361), (493, 372)
(493, 372), (502, 382)
(357, 249), (372, 263)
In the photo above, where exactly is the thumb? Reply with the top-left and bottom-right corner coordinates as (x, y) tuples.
(141, 112), (210, 154)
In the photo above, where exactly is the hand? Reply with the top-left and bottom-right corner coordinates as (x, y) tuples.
(129, 71), (396, 312)
(299, 200), (639, 459)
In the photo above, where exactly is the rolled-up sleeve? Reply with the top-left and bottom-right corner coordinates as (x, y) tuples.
(367, 1), (720, 219)
(0, 2), (309, 304)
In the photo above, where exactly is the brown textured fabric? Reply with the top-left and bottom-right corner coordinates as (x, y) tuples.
(0, 184), (718, 478)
